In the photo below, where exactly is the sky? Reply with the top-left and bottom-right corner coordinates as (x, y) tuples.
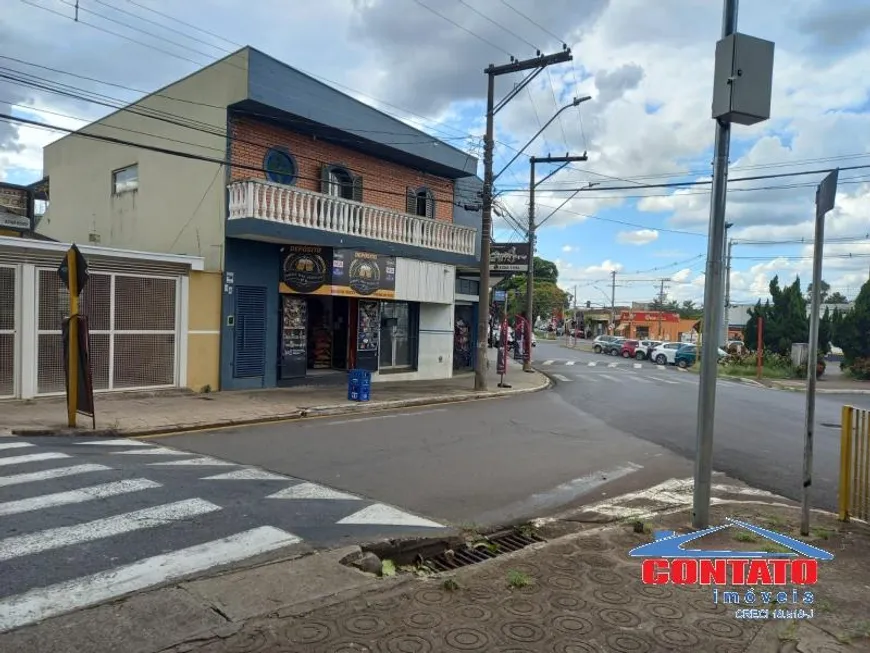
(2, 0), (870, 308)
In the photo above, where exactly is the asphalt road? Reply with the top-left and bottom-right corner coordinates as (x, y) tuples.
(538, 339), (870, 512)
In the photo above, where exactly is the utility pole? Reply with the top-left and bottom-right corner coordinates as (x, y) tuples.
(694, 0), (774, 529)
(610, 270), (617, 332)
(657, 279), (666, 339)
(723, 238), (733, 345)
(474, 49), (573, 391)
(524, 153), (588, 371)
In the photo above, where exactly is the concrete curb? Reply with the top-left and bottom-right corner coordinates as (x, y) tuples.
(9, 374), (552, 438)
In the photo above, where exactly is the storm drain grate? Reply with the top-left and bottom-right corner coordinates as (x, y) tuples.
(422, 530), (546, 572)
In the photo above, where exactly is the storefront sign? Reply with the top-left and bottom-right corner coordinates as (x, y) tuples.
(279, 245), (333, 295)
(620, 310), (680, 323)
(490, 243), (530, 273)
(0, 185), (30, 231)
(333, 249), (396, 299)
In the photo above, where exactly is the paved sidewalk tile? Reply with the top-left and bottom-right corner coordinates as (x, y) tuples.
(174, 502), (870, 653)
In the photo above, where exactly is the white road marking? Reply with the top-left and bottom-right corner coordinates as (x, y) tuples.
(0, 442), (34, 451)
(633, 363), (642, 369)
(0, 464), (110, 488)
(607, 362), (618, 368)
(267, 482), (360, 500)
(201, 468), (290, 481)
(321, 408), (447, 426)
(0, 452), (69, 467)
(657, 364), (667, 370)
(149, 457), (235, 467)
(564, 361), (576, 366)
(653, 377), (680, 385)
(587, 361), (597, 367)
(0, 498), (221, 563)
(0, 526), (302, 633)
(0, 479), (161, 517)
(542, 360), (555, 365)
(111, 446), (189, 456)
(74, 439), (153, 447)
(598, 374), (620, 382)
(553, 374), (572, 382)
(337, 504), (444, 528)
(626, 376), (652, 384)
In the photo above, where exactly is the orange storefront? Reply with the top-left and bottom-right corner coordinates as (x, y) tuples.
(614, 311), (699, 342)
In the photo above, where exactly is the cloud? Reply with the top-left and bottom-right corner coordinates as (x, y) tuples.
(616, 228), (658, 245)
(562, 245), (575, 252)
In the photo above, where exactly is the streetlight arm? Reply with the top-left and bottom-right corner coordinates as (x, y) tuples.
(493, 96), (592, 182)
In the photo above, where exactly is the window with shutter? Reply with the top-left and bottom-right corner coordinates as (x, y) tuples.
(406, 187), (417, 215)
(410, 187), (434, 218)
(322, 164), (355, 200)
(233, 286), (268, 379)
(351, 174), (363, 202)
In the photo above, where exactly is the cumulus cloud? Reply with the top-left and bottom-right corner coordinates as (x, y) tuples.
(616, 229), (658, 245)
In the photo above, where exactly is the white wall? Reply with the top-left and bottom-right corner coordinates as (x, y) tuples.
(372, 302), (453, 383)
(38, 51), (250, 272)
(394, 258), (454, 304)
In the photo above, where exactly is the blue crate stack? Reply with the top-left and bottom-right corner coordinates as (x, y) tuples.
(347, 369), (371, 402)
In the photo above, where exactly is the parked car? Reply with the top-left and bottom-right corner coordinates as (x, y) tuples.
(674, 343), (729, 368)
(633, 339), (662, 360)
(592, 335), (618, 354)
(620, 340), (641, 358)
(650, 342), (685, 365)
(603, 337), (627, 356)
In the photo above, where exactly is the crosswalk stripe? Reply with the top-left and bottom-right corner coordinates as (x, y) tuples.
(565, 361), (575, 366)
(111, 446), (189, 456)
(337, 504), (443, 528)
(607, 362), (618, 368)
(0, 479), (161, 517)
(0, 498), (222, 563)
(633, 363), (642, 369)
(543, 360), (554, 365)
(553, 374), (572, 382)
(0, 442), (34, 451)
(267, 482), (360, 500)
(655, 377), (680, 385)
(626, 376), (652, 384)
(657, 364), (666, 370)
(0, 525), (302, 633)
(74, 439), (153, 447)
(202, 468), (289, 481)
(0, 452), (69, 467)
(0, 464), (110, 488)
(587, 362), (596, 367)
(149, 457), (235, 467)
(599, 374), (619, 382)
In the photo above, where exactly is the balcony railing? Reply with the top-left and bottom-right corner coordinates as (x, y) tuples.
(227, 179), (477, 256)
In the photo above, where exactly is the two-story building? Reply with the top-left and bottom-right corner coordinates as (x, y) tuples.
(36, 47), (480, 392)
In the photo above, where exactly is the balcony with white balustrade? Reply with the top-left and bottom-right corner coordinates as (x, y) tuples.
(226, 179), (478, 264)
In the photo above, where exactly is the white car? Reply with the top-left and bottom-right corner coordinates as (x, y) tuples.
(650, 342), (684, 365)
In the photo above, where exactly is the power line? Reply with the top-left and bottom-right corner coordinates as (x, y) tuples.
(0, 112), (468, 208)
(411, 0), (514, 56)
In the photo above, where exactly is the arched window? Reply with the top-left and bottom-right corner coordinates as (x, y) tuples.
(263, 147), (297, 185)
(406, 186), (434, 218)
(320, 164), (362, 201)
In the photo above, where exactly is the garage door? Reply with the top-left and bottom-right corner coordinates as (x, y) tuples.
(0, 265), (15, 398)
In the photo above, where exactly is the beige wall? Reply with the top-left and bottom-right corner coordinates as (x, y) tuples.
(186, 270), (222, 392)
(38, 50), (250, 272)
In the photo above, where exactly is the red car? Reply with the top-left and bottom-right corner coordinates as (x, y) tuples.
(620, 340), (642, 358)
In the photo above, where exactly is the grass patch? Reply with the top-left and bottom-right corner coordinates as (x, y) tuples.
(733, 531), (761, 543)
(720, 363), (793, 379)
(507, 570), (532, 589)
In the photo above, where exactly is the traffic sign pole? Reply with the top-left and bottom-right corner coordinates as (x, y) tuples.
(67, 248), (79, 428)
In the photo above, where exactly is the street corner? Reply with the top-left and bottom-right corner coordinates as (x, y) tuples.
(9, 426), (123, 438)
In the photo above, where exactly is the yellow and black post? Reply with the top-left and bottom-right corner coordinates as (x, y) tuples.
(67, 247), (79, 428)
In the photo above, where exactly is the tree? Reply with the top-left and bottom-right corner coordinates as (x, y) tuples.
(835, 279), (870, 373)
(744, 276), (807, 354)
(806, 280), (830, 303)
(679, 300), (702, 319)
(817, 307), (832, 356)
(495, 255), (569, 322)
(826, 291), (849, 304)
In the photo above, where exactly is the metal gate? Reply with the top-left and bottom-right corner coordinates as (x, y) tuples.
(0, 265), (16, 398)
(35, 269), (179, 395)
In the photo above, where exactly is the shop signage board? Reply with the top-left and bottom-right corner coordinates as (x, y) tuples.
(490, 243), (530, 273)
(0, 185), (30, 231)
(619, 310), (680, 323)
(279, 245), (396, 299)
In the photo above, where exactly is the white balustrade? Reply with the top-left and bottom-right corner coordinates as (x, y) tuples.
(227, 180), (477, 256)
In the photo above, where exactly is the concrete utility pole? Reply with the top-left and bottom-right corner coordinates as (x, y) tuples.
(693, 0), (774, 529)
(524, 153), (588, 371)
(610, 270), (617, 331)
(722, 238), (733, 345)
(474, 49), (573, 391)
(657, 279), (667, 339)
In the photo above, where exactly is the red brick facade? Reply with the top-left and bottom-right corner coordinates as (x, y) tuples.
(230, 116), (456, 222)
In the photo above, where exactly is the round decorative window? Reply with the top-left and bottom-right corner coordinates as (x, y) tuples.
(263, 147), (297, 185)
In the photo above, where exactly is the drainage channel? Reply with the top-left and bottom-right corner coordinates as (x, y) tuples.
(421, 529), (546, 572)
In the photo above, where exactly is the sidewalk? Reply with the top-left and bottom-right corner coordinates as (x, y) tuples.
(760, 376), (870, 394)
(6, 493), (866, 653)
(1, 352), (548, 437)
